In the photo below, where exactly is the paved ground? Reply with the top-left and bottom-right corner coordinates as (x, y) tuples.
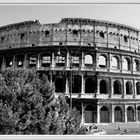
(97, 122), (140, 135)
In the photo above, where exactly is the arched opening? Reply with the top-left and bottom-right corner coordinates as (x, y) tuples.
(72, 76), (81, 93)
(114, 106), (123, 122)
(136, 82), (140, 95)
(55, 55), (65, 67)
(72, 56), (80, 67)
(137, 106), (140, 121)
(123, 58), (131, 71)
(55, 78), (65, 93)
(113, 80), (121, 94)
(16, 54), (24, 67)
(100, 80), (108, 94)
(127, 106), (134, 122)
(85, 78), (96, 93)
(85, 55), (93, 67)
(111, 56), (119, 69)
(41, 54), (51, 67)
(0, 56), (3, 69)
(100, 106), (109, 123)
(134, 59), (139, 72)
(28, 54), (37, 68)
(85, 105), (97, 123)
(5, 55), (13, 67)
(126, 81), (133, 95)
(98, 55), (107, 68)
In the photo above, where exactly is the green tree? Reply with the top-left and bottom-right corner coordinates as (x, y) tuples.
(0, 68), (85, 135)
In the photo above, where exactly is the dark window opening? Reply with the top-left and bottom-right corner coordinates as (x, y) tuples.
(137, 106), (140, 121)
(126, 81), (133, 95)
(99, 32), (105, 38)
(72, 76), (81, 93)
(5, 56), (13, 67)
(85, 105), (97, 123)
(55, 78), (65, 93)
(0, 57), (3, 69)
(114, 80), (121, 94)
(73, 29), (78, 35)
(17, 55), (24, 67)
(114, 106), (123, 122)
(85, 78), (96, 93)
(59, 42), (62, 45)
(124, 35), (128, 42)
(20, 33), (25, 39)
(127, 106), (134, 122)
(32, 44), (35, 47)
(100, 106), (109, 123)
(136, 82), (140, 95)
(1, 37), (4, 43)
(41, 55), (50, 67)
(100, 80), (108, 94)
(45, 30), (50, 37)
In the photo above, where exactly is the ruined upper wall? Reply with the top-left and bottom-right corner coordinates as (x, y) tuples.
(0, 18), (139, 53)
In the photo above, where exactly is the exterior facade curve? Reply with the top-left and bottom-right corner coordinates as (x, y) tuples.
(1, 18), (140, 124)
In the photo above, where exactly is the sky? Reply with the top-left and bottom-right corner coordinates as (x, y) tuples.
(1, 4), (140, 30)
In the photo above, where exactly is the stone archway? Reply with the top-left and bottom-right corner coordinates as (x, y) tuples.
(85, 105), (97, 123)
(100, 106), (109, 123)
(127, 106), (134, 122)
(137, 106), (140, 121)
(114, 106), (123, 122)
(55, 77), (65, 93)
(85, 78), (96, 93)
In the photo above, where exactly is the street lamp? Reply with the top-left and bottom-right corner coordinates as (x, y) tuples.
(57, 45), (82, 110)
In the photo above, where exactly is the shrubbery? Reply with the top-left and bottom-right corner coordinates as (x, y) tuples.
(0, 68), (86, 135)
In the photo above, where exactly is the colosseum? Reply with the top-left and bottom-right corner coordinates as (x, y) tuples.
(0, 18), (140, 124)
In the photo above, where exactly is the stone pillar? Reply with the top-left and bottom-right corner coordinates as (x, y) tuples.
(1, 57), (5, 69)
(97, 105), (100, 123)
(12, 55), (16, 69)
(66, 51), (70, 68)
(37, 53), (40, 70)
(81, 75), (85, 94)
(135, 104), (138, 122)
(108, 53), (111, 72)
(51, 52), (55, 68)
(81, 102), (84, 124)
(96, 79), (100, 95)
(65, 77), (69, 94)
(109, 78), (113, 98)
(133, 79), (136, 98)
(131, 56), (134, 73)
(124, 105), (127, 123)
(111, 105), (114, 123)
(50, 72), (53, 84)
(122, 78), (125, 98)
(81, 51), (84, 68)
(23, 54), (27, 68)
(120, 55), (123, 73)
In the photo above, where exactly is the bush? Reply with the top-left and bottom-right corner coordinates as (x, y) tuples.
(0, 68), (84, 135)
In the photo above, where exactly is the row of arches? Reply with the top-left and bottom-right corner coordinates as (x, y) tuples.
(85, 105), (140, 123)
(55, 76), (96, 93)
(99, 54), (140, 71)
(1, 52), (140, 72)
(100, 79), (140, 95)
(54, 76), (140, 95)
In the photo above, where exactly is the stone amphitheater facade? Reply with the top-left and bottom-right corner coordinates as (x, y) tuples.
(1, 18), (140, 124)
